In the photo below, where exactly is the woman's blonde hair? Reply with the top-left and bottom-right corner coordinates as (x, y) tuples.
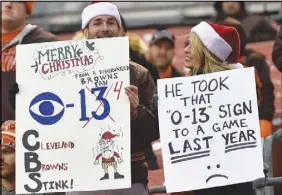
(189, 31), (234, 75)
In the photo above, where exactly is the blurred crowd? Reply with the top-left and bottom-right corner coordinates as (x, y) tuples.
(1, 1), (282, 195)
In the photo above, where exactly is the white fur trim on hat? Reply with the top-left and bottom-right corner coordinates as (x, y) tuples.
(81, 2), (121, 29)
(191, 22), (232, 62)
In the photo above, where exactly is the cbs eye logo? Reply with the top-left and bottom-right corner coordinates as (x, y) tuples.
(29, 92), (65, 125)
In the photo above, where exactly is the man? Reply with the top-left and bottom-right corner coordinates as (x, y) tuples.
(1, 1), (57, 125)
(147, 30), (182, 79)
(145, 29), (183, 171)
(272, 25), (282, 72)
(68, 2), (159, 195)
(1, 121), (16, 195)
(1, 2), (58, 195)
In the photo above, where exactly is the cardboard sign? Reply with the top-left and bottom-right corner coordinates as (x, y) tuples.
(158, 67), (264, 193)
(16, 37), (131, 193)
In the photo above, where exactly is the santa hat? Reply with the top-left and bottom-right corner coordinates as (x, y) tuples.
(191, 21), (240, 63)
(1, 120), (16, 149)
(101, 131), (119, 140)
(81, 1), (121, 29)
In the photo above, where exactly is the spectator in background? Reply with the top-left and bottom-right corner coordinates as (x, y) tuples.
(213, 1), (277, 42)
(2, 2), (59, 195)
(144, 30), (183, 170)
(147, 30), (182, 79)
(1, 121), (17, 195)
(272, 25), (282, 72)
(1, 2), (57, 125)
(120, 14), (160, 84)
(220, 17), (275, 138)
(1, 121), (63, 195)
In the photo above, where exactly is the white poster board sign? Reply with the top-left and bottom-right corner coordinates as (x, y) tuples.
(158, 67), (264, 193)
(16, 37), (131, 194)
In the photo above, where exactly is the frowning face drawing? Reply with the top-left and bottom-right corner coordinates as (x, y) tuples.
(205, 164), (228, 183)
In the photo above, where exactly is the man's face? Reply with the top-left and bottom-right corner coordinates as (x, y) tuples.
(1, 2), (27, 26)
(222, 2), (241, 16)
(99, 139), (115, 159)
(149, 39), (175, 69)
(1, 145), (15, 179)
(83, 15), (120, 39)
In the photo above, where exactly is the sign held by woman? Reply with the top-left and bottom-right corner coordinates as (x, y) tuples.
(157, 67), (264, 192)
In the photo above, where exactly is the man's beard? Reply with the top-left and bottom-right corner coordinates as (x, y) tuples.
(152, 58), (172, 69)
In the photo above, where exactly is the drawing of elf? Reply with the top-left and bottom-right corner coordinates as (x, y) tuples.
(94, 131), (124, 180)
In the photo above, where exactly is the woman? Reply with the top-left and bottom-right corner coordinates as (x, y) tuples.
(151, 21), (257, 195)
(183, 21), (256, 195)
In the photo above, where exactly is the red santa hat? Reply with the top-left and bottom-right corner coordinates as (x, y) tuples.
(191, 21), (240, 63)
(81, 1), (121, 29)
(101, 131), (119, 140)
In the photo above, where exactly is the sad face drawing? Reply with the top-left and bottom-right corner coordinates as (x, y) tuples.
(205, 164), (228, 183)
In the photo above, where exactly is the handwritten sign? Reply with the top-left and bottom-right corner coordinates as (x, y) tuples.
(158, 67), (264, 193)
(16, 37), (131, 194)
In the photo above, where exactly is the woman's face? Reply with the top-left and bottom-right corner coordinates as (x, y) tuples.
(184, 35), (200, 69)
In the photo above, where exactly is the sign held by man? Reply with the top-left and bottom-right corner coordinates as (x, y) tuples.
(16, 37), (131, 194)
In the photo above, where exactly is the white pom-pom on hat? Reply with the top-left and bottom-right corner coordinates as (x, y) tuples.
(81, 1), (121, 29)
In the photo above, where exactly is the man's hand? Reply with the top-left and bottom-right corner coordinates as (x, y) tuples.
(125, 85), (139, 117)
(94, 160), (99, 165)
